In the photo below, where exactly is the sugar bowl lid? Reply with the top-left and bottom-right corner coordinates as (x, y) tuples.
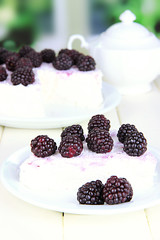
(100, 10), (160, 50)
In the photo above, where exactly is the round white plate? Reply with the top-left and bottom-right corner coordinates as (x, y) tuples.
(0, 82), (121, 129)
(1, 146), (160, 215)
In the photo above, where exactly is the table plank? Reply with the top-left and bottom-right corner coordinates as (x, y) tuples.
(0, 127), (63, 240)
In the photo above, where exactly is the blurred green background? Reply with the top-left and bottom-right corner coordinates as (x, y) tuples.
(0, 0), (160, 51)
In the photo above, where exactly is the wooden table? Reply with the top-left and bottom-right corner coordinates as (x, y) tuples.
(0, 81), (160, 240)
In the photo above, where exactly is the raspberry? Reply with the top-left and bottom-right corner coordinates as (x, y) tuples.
(76, 54), (96, 71)
(53, 53), (73, 70)
(11, 67), (35, 86)
(19, 45), (34, 57)
(77, 180), (104, 205)
(123, 131), (147, 156)
(58, 49), (80, 65)
(0, 66), (8, 81)
(6, 54), (19, 71)
(88, 114), (110, 132)
(103, 176), (133, 205)
(25, 51), (42, 67)
(31, 135), (57, 158)
(15, 57), (33, 69)
(41, 49), (56, 63)
(58, 135), (83, 158)
(61, 124), (85, 141)
(86, 128), (113, 153)
(117, 124), (138, 143)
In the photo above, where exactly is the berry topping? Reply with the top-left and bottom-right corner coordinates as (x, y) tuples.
(53, 53), (73, 70)
(123, 131), (147, 156)
(86, 128), (113, 153)
(31, 135), (57, 158)
(117, 123), (138, 143)
(15, 57), (33, 69)
(6, 54), (20, 71)
(77, 180), (104, 205)
(11, 67), (35, 86)
(25, 51), (42, 67)
(88, 114), (110, 132)
(61, 124), (85, 141)
(76, 54), (96, 71)
(0, 51), (15, 64)
(0, 66), (8, 81)
(19, 45), (34, 57)
(58, 135), (83, 158)
(58, 48), (80, 65)
(102, 176), (133, 205)
(41, 49), (56, 63)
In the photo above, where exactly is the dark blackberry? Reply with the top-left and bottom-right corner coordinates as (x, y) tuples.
(77, 180), (104, 205)
(123, 131), (147, 156)
(86, 128), (113, 153)
(15, 57), (33, 69)
(103, 176), (133, 205)
(76, 54), (96, 71)
(58, 135), (83, 158)
(58, 48), (81, 65)
(117, 123), (138, 143)
(0, 51), (14, 64)
(53, 53), (73, 70)
(41, 49), (56, 63)
(6, 54), (20, 71)
(61, 124), (85, 141)
(88, 114), (110, 133)
(25, 51), (42, 67)
(31, 135), (57, 158)
(0, 66), (8, 81)
(11, 67), (35, 86)
(19, 45), (34, 57)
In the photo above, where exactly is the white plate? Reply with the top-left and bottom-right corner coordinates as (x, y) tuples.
(1, 146), (160, 215)
(0, 82), (121, 129)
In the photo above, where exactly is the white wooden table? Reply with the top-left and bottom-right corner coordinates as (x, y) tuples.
(1, 80), (160, 240)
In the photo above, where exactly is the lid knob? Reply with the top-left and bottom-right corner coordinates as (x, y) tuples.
(119, 10), (136, 23)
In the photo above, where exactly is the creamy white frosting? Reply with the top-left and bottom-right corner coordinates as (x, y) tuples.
(19, 131), (157, 194)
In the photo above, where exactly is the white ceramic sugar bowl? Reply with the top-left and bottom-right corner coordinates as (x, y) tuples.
(68, 10), (160, 94)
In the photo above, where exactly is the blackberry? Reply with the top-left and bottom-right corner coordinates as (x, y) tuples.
(123, 131), (147, 156)
(61, 124), (85, 141)
(117, 123), (138, 143)
(53, 53), (73, 70)
(58, 135), (83, 158)
(31, 135), (57, 158)
(77, 180), (104, 205)
(11, 67), (35, 86)
(103, 176), (133, 205)
(25, 51), (42, 67)
(6, 54), (19, 71)
(0, 51), (14, 64)
(86, 128), (113, 153)
(0, 66), (8, 81)
(58, 48), (80, 65)
(41, 49), (56, 63)
(76, 55), (96, 71)
(19, 45), (34, 57)
(15, 57), (33, 69)
(88, 114), (110, 132)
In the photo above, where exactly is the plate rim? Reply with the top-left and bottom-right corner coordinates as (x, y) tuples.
(1, 145), (160, 215)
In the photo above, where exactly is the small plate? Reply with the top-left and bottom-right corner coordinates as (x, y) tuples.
(1, 146), (160, 215)
(0, 82), (121, 129)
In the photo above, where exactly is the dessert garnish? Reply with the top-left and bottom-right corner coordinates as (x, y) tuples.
(11, 67), (35, 86)
(31, 135), (57, 158)
(0, 66), (8, 81)
(76, 54), (96, 71)
(40, 48), (56, 63)
(61, 124), (85, 141)
(6, 54), (20, 72)
(88, 114), (110, 132)
(53, 53), (73, 70)
(25, 50), (42, 68)
(58, 135), (83, 158)
(86, 127), (113, 153)
(117, 123), (138, 143)
(58, 48), (80, 65)
(18, 45), (34, 57)
(102, 175), (133, 205)
(15, 57), (33, 70)
(77, 180), (104, 205)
